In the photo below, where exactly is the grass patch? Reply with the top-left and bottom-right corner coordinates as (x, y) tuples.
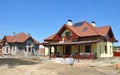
(118, 71), (120, 74)
(110, 62), (116, 64)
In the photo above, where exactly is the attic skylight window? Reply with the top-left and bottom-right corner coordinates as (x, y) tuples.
(82, 27), (87, 32)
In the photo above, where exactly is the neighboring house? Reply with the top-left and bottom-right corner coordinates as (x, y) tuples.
(113, 46), (120, 57)
(39, 48), (45, 56)
(113, 46), (120, 52)
(43, 20), (117, 59)
(2, 32), (40, 56)
(0, 39), (2, 54)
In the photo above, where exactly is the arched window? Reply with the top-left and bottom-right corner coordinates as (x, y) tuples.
(6, 47), (8, 53)
(105, 46), (107, 54)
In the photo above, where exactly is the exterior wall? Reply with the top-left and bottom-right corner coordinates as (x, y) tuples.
(2, 43), (11, 55)
(44, 41), (113, 58)
(0, 46), (2, 54)
(44, 46), (55, 56)
(80, 45), (85, 52)
(71, 45), (78, 53)
(57, 46), (63, 56)
(91, 44), (97, 53)
(61, 29), (71, 36)
(97, 41), (113, 58)
(2, 41), (39, 57)
(45, 47), (49, 56)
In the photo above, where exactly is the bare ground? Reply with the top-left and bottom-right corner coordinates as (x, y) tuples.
(0, 57), (120, 75)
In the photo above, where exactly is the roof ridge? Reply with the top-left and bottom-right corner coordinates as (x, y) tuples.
(97, 25), (111, 28)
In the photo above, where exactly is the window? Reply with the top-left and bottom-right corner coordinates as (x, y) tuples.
(28, 47), (31, 52)
(110, 46), (112, 54)
(82, 27), (87, 32)
(65, 32), (71, 37)
(20, 47), (22, 51)
(25, 47), (27, 51)
(6, 47), (8, 53)
(26, 40), (31, 45)
(105, 46), (107, 54)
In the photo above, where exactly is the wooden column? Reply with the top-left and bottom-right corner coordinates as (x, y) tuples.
(77, 45), (81, 62)
(63, 46), (65, 55)
(54, 46), (57, 58)
(62, 46), (66, 58)
(49, 46), (51, 60)
(54, 46), (57, 55)
(78, 45), (80, 53)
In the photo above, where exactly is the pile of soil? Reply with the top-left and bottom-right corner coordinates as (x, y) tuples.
(0, 58), (120, 75)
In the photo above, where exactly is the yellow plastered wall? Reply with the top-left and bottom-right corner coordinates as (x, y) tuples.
(97, 41), (113, 58)
(71, 45), (78, 53)
(80, 45), (85, 52)
(57, 46), (63, 56)
(91, 44), (97, 52)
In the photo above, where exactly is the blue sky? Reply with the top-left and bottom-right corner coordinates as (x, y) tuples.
(0, 0), (120, 46)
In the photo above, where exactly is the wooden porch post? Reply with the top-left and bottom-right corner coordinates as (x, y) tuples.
(54, 46), (57, 58)
(54, 46), (57, 55)
(49, 46), (51, 60)
(89, 49), (93, 59)
(63, 46), (65, 58)
(63, 46), (65, 54)
(77, 45), (81, 62)
(78, 45), (80, 53)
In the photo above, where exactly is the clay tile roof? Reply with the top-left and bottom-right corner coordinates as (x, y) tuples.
(14, 32), (30, 43)
(3, 32), (40, 44)
(0, 39), (2, 46)
(76, 22), (100, 37)
(33, 39), (41, 44)
(97, 26), (111, 36)
(44, 21), (112, 41)
(0, 39), (2, 42)
(5, 36), (14, 43)
(44, 33), (56, 41)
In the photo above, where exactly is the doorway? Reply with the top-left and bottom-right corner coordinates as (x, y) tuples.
(65, 45), (71, 56)
(85, 45), (91, 53)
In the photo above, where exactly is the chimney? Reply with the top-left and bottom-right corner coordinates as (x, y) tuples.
(67, 19), (72, 26)
(91, 21), (96, 27)
(13, 32), (16, 36)
(28, 33), (31, 36)
(13, 32), (17, 42)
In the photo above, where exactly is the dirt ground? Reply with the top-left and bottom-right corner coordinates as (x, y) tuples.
(0, 57), (120, 75)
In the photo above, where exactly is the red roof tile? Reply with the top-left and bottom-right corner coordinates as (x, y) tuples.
(44, 21), (113, 41)
(3, 32), (40, 44)
(0, 39), (2, 46)
(0, 39), (2, 42)
(97, 26), (111, 36)
(44, 33), (56, 41)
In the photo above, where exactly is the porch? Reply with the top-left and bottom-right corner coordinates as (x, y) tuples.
(44, 40), (100, 59)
